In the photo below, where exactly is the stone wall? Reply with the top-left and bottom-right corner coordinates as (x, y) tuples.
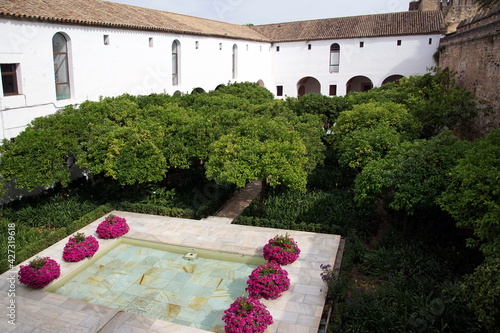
(439, 6), (500, 134)
(441, 0), (479, 32)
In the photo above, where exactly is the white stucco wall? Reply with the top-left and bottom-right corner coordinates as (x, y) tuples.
(271, 34), (443, 98)
(0, 18), (273, 139)
(0, 16), (443, 140)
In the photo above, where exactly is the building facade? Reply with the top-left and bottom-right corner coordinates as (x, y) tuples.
(0, 0), (444, 140)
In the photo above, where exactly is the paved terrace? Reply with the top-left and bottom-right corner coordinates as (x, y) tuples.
(1, 211), (340, 333)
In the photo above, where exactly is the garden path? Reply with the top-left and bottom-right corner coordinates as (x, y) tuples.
(211, 180), (261, 221)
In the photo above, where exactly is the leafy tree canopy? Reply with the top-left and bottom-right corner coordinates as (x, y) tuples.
(354, 131), (468, 214)
(332, 102), (421, 169)
(344, 69), (481, 138)
(205, 113), (324, 191)
(439, 129), (500, 256)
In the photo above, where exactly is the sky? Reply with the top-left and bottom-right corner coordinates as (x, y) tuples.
(106, 0), (412, 25)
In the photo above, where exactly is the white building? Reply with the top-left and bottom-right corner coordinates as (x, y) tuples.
(0, 0), (444, 139)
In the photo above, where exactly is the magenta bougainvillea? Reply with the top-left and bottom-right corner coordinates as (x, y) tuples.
(96, 214), (129, 239)
(246, 262), (290, 300)
(62, 233), (99, 262)
(18, 257), (61, 289)
(222, 296), (273, 333)
(263, 233), (300, 265)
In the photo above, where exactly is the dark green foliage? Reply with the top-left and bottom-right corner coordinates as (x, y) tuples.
(1, 196), (100, 229)
(238, 187), (377, 238)
(114, 202), (194, 219)
(439, 129), (500, 257)
(343, 69), (482, 139)
(212, 81), (274, 104)
(355, 131), (468, 214)
(465, 257), (500, 332)
(329, 233), (482, 333)
(332, 101), (421, 169)
(0, 204), (111, 273)
(285, 93), (347, 123)
(396, 69), (480, 138)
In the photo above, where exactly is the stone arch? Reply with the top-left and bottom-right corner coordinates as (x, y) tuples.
(297, 77), (321, 96)
(214, 84), (225, 91)
(346, 76), (373, 93)
(191, 87), (206, 94)
(382, 75), (404, 85)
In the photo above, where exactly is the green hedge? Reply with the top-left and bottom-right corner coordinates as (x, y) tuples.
(114, 202), (194, 219)
(234, 215), (343, 234)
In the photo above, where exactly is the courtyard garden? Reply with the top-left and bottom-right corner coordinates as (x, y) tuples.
(1, 72), (498, 332)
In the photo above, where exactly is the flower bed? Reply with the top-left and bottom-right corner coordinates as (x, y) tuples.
(96, 214), (129, 239)
(263, 233), (300, 265)
(62, 233), (99, 262)
(18, 257), (61, 289)
(246, 262), (290, 300)
(222, 296), (273, 333)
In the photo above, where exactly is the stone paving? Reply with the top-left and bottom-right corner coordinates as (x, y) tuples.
(1, 211), (341, 333)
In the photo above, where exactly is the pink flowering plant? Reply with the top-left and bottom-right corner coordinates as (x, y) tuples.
(18, 257), (61, 289)
(62, 232), (99, 262)
(263, 233), (300, 265)
(222, 296), (273, 333)
(246, 262), (290, 300)
(96, 214), (129, 239)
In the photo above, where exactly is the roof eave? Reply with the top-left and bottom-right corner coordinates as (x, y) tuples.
(0, 13), (272, 43)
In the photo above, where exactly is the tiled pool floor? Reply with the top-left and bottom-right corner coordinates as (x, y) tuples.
(53, 243), (258, 331)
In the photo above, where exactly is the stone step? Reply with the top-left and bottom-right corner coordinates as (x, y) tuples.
(200, 216), (234, 224)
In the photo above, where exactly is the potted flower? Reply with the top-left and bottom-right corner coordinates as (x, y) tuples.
(246, 262), (290, 300)
(263, 233), (300, 265)
(222, 296), (273, 333)
(18, 257), (61, 289)
(96, 214), (129, 239)
(62, 232), (99, 262)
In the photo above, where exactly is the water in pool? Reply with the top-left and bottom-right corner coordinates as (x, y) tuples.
(52, 242), (261, 331)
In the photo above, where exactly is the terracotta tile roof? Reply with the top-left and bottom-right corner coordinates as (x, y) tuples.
(251, 10), (445, 42)
(0, 0), (270, 41)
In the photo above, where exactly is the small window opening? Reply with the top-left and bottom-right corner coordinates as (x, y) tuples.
(219, 43), (222, 50)
(104, 35), (110, 45)
(276, 46), (280, 52)
(1, 64), (19, 96)
(149, 37), (154, 47)
(360, 41), (364, 48)
(428, 38), (432, 45)
(397, 40), (402, 46)
(329, 85), (337, 96)
(195, 41), (199, 49)
(276, 86), (283, 96)
(308, 44), (312, 50)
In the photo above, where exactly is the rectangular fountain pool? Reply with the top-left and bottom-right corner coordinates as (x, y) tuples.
(46, 238), (265, 331)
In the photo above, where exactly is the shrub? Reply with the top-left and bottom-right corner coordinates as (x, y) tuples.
(263, 233), (300, 265)
(246, 262), (290, 300)
(62, 233), (99, 262)
(18, 257), (61, 289)
(222, 296), (273, 333)
(95, 215), (129, 239)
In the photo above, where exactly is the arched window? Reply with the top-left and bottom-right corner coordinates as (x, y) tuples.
(172, 40), (180, 86)
(52, 33), (71, 100)
(232, 44), (238, 79)
(329, 43), (340, 73)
